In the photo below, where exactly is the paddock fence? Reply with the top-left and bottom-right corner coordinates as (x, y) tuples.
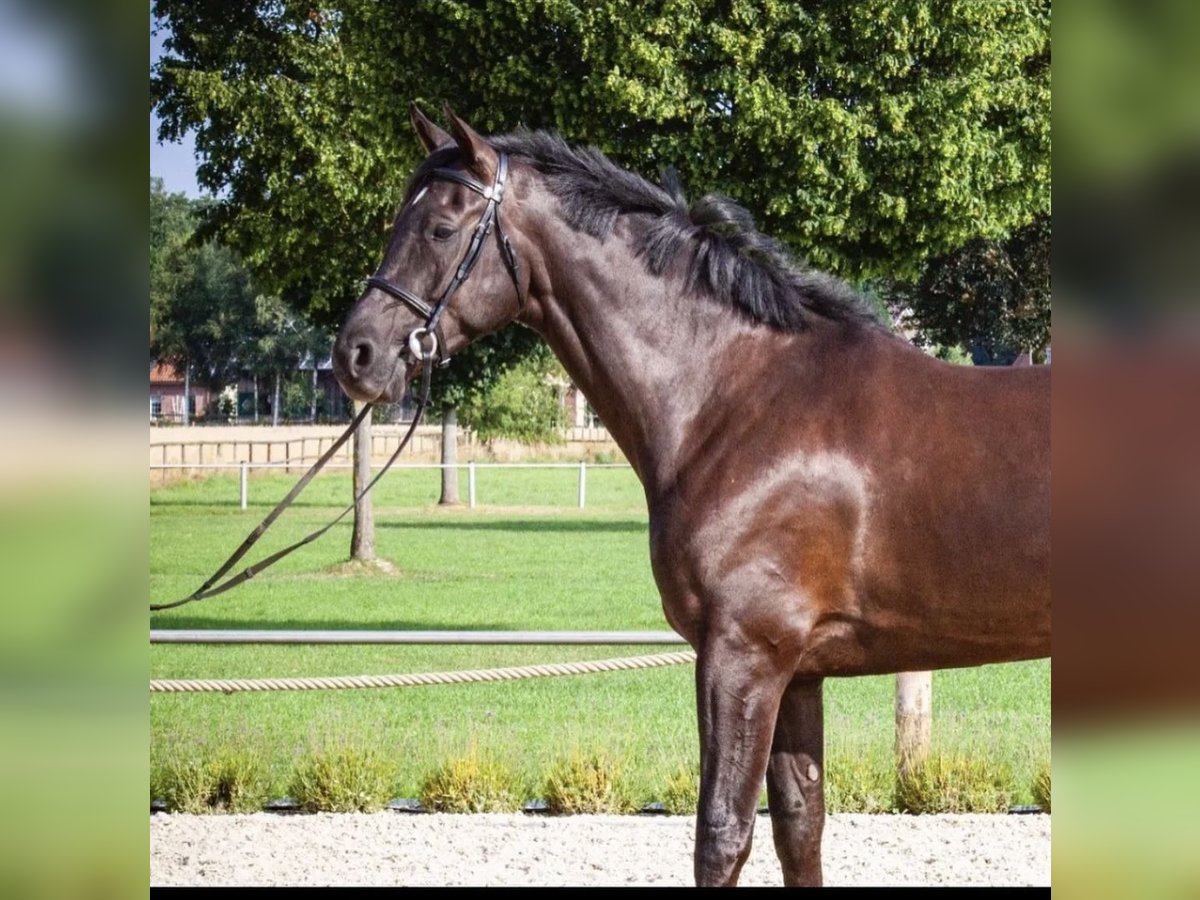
(149, 460), (632, 509)
(149, 425), (618, 474)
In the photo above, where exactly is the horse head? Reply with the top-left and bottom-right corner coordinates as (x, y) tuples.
(333, 105), (528, 403)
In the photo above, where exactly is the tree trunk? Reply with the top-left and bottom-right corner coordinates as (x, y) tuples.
(272, 371), (281, 427)
(350, 400), (375, 561)
(439, 406), (460, 505)
(310, 367), (318, 421)
(182, 362), (190, 426)
(253, 375), (259, 423)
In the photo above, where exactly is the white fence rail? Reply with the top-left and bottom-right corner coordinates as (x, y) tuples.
(149, 460), (632, 509)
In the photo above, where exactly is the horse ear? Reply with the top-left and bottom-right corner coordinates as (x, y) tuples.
(409, 102), (453, 153)
(443, 105), (497, 181)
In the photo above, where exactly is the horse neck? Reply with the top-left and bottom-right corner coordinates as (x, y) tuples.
(521, 215), (781, 494)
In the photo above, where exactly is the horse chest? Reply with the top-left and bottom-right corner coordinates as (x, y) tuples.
(647, 462), (870, 654)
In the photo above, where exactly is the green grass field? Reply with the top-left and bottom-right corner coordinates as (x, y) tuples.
(150, 468), (1050, 808)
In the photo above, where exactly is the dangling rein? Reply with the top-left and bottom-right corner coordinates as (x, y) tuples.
(149, 361), (434, 613)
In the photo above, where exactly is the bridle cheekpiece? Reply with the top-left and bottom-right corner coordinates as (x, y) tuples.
(365, 151), (525, 369)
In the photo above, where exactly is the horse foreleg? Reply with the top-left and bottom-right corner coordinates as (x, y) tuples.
(693, 639), (788, 887)
(766, 677), (825, 886)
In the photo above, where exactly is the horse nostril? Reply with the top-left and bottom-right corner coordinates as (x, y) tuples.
(352, 341), (375, 374)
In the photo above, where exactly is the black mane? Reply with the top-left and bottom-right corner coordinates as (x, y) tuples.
(416, 129), (882, 331)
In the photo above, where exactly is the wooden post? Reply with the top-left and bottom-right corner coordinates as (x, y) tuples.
(895, 671), (932, 781)
(239, 462), (248, 509)
(439, 407), (459, 505)
(182, 364), (190, 427)
(578, 462), (587, 509)
(350, 400), (375, 561)
(467, 462), (476, 509)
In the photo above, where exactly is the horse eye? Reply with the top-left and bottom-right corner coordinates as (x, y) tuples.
(432, 223), (457, 240)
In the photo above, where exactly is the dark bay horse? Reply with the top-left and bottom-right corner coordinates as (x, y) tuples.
(332, 107), (1051, 887)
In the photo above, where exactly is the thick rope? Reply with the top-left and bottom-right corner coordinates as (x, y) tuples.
(150, 650), (697, 694)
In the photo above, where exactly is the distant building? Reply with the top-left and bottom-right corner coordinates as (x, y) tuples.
(150, 357), (349, 425)
(150, 362), (213, 423)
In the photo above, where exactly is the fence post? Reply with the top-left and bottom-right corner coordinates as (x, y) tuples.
(895, 671), (932, 782)
(578, 461), (587, 509)
(239, 461), (248, 510)
(468, 462), (476, 509)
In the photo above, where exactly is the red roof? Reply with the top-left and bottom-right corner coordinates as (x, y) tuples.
(150, 362), (182, 384)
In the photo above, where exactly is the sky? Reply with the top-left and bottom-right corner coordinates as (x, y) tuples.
(149, 18), (202, 197)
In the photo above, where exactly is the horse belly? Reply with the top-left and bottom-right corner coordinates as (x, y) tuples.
(848, 497), (1051, 672)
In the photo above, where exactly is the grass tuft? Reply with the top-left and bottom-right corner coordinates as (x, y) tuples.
(826, 746), (897, 813)
(1031, 760), (1051, 812)
(543, 750), (632, 814)
(289, 744), (398, 813)
(420, 751), (524, 813)
(660, 764), (699, 815)
(896, 751), (1014, 813)
(157, 747), (269, 814)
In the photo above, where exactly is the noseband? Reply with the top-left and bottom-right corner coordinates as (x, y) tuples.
(365, 151), (525, 368)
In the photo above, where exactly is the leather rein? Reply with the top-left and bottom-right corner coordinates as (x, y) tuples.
(150, 153), (524, 612)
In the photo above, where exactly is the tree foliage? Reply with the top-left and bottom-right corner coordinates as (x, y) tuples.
(150, 175), (196, 328)
(151, 178), (258, 388)
(461, 347), (566, 446)
(892, 214), (1050, 362)
(357, 0), (1050, 282)
(150, 177), (333, 396)
(153, 2), (404, 328)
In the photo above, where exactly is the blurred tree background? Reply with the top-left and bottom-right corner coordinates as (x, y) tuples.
(150, 177), (333, 424)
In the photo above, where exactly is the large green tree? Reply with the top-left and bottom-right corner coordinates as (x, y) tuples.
(150, 176), (196, 327)
(151, 178), (334, 421)
(360, 0), (1051, 283)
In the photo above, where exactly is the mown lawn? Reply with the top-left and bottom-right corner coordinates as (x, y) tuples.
(150, 468), (1050, 807)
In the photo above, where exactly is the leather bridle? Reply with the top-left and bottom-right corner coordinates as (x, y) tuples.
(365, 151), (525, 369)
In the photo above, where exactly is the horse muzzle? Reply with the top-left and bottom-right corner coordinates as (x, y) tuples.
(332, 329), (410, 403)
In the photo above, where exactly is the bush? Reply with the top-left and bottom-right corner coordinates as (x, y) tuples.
(543, 750), (632, 814)
(157, 748), (269, 814)
(289, 745), (398, 813)
(420, 752), (523, 813)
(461, 354), (565, 446)
(1031, 761), (1051, 812)
(660, 764), (699, 815)
(825, 748), (896, 814)
(896, 752), (1014, 814)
